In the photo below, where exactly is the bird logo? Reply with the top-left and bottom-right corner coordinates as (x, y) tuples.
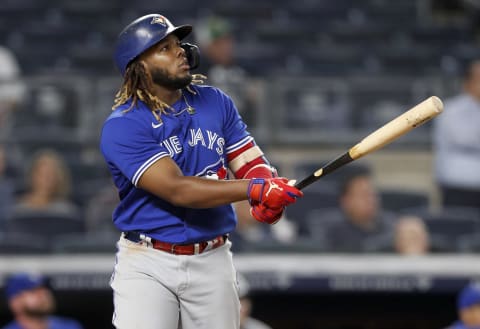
(151, 16), (167, 27)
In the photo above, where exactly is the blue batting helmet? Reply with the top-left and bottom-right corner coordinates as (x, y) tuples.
(114, 14), (192, 75)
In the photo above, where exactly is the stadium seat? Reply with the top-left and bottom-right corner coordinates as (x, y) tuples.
(0, 232), (50, 254)
(457, 233), (480, 252)
(379, 189), (429, 212)
(285, 189), (338, 224)
(51, 232), (119, 254)
(427, 213), (480, 234)
(298, 208), (344, 241)
(405, 206), (480, 252)
(6, 210), (85, 239)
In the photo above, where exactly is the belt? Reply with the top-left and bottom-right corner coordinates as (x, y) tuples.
(123, 232), (227, 255)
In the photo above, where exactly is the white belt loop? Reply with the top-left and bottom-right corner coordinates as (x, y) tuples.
(204, 238), (218, 252)
(139, 234), (152, 248)
(194, 243), (200, 254)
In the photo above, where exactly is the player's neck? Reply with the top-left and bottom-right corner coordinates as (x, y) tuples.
(150, 85), (182, 106)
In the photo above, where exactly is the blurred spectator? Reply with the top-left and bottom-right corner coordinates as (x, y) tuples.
(196, 15), (259, 127)
(0, 46), (25, 138)
(230, 200), (297, 252)
(394, 215), (430, 255)
(445, 282), (480, 329)
(433, 59), (480, 210)
(316, 167), (396, 252)
(237, 273), (273, 329)
(1, 272), (83, 329)
(84, 180), (118, 234)
(12, 149), (78, 217)
(0, 144), (15, 226)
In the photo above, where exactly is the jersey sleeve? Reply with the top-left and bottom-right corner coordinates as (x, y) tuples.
(100, 117), (170, 186)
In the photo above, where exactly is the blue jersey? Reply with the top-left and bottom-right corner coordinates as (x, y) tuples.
(1, 316), (83, 329)
(100, 85), (252, 243)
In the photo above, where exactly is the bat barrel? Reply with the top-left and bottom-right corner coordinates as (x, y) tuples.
(349, 96), (443, 160)
(294, 96), (444, 190)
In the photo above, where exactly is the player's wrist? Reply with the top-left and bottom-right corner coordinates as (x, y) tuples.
(246, 178), (265, 205)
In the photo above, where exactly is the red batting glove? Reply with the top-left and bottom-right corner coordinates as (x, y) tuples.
(250, 203), (284, 225)
(247, 177), (303, 209)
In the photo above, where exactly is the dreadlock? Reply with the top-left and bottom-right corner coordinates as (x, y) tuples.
(112, 61), (206, 123)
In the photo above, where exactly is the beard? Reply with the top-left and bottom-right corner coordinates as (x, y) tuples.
(19, 291), (56, 319)
(21, 303), (56, 319)
(23, 308), (53, 318)
(150, 67), (192, 90)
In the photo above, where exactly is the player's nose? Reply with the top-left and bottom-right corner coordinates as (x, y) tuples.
(177, 45), (186, 58)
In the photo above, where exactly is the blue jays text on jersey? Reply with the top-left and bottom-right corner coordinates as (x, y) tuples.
(100, 85), (253, 244)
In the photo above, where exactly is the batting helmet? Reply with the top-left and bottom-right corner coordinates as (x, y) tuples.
(114, 14), (193, 75)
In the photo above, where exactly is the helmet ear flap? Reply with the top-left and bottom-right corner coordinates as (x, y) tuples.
(181, 43), (200, 70)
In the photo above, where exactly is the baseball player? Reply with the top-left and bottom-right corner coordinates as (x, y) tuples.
(100, 14), (303, 329)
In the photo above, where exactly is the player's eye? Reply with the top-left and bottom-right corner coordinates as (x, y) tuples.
(159, 45), (169, 51)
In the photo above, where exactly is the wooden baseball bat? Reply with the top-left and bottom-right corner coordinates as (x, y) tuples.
(294, 96), (444, 190)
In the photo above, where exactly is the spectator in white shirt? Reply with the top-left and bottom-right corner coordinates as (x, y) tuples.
(0, 46), (25, 137)
(433, 59), (480, 210)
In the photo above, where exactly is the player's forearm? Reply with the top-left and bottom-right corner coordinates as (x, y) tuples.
(160, 176), (249, 208)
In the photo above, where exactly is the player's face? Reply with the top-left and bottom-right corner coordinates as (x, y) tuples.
(461, 304), (480, 326)
(10, 287), (56, 318)
(140, 35), (192, 90)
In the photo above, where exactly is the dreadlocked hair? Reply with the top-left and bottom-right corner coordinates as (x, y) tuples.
(112, 61), (207, 123)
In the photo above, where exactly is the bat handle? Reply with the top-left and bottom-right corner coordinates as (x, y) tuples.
(294, 178), (312, 190)
(294, 151), (355, 190)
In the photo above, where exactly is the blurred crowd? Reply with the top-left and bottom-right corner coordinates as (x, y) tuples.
(0, 2), (480, 329)
(0, 8), (479, 256)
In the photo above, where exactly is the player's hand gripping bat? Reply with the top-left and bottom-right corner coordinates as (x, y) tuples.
(294, 96), (444, 190)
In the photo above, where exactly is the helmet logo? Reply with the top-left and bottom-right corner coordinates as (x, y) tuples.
(151, 16), (167, 27)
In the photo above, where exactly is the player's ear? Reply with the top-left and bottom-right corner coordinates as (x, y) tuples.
(135, 60), (151, 77)
(136, 59), (147, 70)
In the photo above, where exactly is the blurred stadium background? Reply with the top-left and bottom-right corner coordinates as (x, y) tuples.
(1, 0), (480, 328)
